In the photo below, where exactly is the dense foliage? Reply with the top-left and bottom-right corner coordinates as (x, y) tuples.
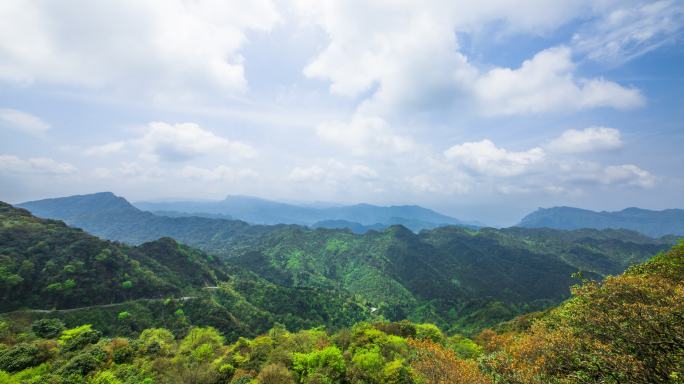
(0, 202), (370, 339)
(1, 196), (683, 382)
(478, 241), (684, 383)
(0, 317), (491, 384)
(1, 238), (682, 383)
(13, 194), (675, 333)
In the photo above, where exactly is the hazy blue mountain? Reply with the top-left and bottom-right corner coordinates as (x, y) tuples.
(16, 192), (274, 247)
(518, 206), (684, 237)
(134, 195), (470, 231)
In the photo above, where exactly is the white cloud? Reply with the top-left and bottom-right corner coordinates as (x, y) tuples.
(473, 46), (644, 115)
(603, 164), (656, 188)
(133, 122), (256, 162)
(288, 160), (378, 184)
(573, 0), (684, 64)
(288, 165), (326, 182)
(559, 161), (656, 188)
(0, 0), (280, 100)
(444, 139), (545, 177)
(296, 2), (645, 117)
(82, 122), (255, 162)
(548, 126), (622, 154)
(0, 154), (76, 174)
(0, 108), (50, 135)
(405, 174), (471, 194)
(180, 165), (257, 182)
(83, 141), (125, 157)
(316, 114), (415, 156)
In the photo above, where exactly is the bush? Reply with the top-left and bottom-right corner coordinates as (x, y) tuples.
(138, 328), (174, 356)
(293, 346), (346, 383)
(257, 363), (294, 384)
(415, 324), (443, 343)
(0, 342), (39, 372)
(58, 324), (102, 351)
(32, 318), (65, 339)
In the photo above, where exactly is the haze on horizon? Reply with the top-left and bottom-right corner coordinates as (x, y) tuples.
(0, 0), (683, 226)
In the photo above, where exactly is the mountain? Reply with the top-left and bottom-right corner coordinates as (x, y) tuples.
(0, 201), (224, 311)
(0, 201), (370, 339)
(17, 192), (277, 248)
(1, 237), (680, 384)
(16, 192), (677, 333)
(135, 194), (471, 231)
(518, 206), (684, 237)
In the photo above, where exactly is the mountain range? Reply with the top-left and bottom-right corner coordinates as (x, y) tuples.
(134, 195), (475, 232)
(519, 206), (684, 237)
(14, 192), (678, 333)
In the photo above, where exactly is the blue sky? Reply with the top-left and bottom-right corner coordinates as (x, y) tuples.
(0, 0), (683, 225)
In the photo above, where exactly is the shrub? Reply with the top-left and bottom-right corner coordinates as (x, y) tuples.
(58, 324), (102, 351)
(32, 318), (65, 339)
(257, 363), (294, 384)
(0, 342), (39, 372)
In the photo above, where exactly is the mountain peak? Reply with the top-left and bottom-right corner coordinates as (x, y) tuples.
(17, 192), (140, 219)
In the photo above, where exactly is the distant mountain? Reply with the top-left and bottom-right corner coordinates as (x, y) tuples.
(518, 206), (684, 237)
(135, 195), (471, 231)
(17, 192), (272, 247)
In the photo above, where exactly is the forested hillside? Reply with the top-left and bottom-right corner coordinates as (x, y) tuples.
(1, 242), (681, 383)
(0, 202), (370, 339)
(13, 193), (677, 333)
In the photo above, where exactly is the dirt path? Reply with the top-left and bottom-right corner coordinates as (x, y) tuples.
(1, 297), (198, 315)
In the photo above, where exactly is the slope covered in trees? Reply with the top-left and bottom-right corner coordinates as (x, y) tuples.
(0, 202), (370, 339)
(1, 242), (682, 383)
(518, 206), (684, 237)
(14, 193), (676, 333)
(479, 240), (684, 383)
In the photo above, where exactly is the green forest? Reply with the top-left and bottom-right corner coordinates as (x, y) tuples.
(2, 201), (683, 383)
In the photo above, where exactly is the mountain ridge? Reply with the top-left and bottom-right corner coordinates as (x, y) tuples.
(134, 194), (472, 231)
(14, 192), (678, 333)
(518, 206), (684, 237)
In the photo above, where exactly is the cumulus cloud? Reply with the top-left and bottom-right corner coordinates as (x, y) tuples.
(83, 141), (125, 157)
(405, 174), (471, 194)
(0, 109), (50, 135)
(316, 114), (415, 156)
(548, 127), (622, 154)
(133, 122), (255, 161)
(0, 0), (280, 100)
(573, 0), (684, 64)
(82, 122), (255, 162)
(0, 154), (76, 174)
(560, 161), (656, 188)
(288, 165), (326, 182)
(296, 1), (646, 117)
(180, 165), (258, 182)
(288, 160), (378, 185)
(444, 139), (545, 177)
(132, 122), (255, 162)
(473, 47), (644, 115)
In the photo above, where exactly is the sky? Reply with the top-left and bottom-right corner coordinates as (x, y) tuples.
(0, 0), (683, 226)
